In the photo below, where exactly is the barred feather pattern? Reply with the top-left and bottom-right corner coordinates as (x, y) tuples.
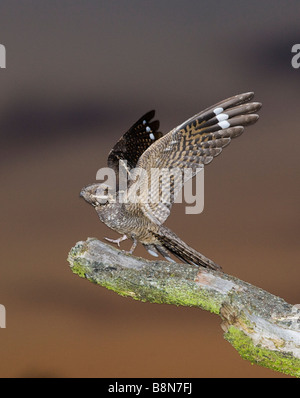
(81, 92), (261, 270)
(127, 92), (261, 225)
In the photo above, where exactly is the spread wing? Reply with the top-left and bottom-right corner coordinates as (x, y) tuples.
(107, 110), (163, 182)
(126, 92), (261, 225)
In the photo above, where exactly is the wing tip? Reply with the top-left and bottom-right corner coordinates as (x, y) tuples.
(239, 91), (254, 101)
(246, 113), (260, 124)
(144, 109), (156, 121)
(246, 102), (262, 112)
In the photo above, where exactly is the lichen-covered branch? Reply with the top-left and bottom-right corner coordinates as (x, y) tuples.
(68, 237), (300, 377)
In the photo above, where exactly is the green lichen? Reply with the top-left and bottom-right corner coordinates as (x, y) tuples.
(162, 279), (222, 314)
(69, 262), (86, 279)
(69, 256), (222, 313)
(68, 240), (300, 378)
(224, 326), (300, 378)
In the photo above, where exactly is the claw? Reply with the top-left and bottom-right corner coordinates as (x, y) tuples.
(121, 236), (138, 254)
(105, 234), (128, 247)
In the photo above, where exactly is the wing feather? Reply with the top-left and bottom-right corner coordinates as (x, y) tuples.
(107, 110), (162, 177)
(126, 92), (261, 225)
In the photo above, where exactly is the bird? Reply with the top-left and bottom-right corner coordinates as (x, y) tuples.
(80, 92), (261, 271)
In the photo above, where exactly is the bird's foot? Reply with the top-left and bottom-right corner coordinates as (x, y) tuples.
(120, 236), (138, 255)
(105, 234), (128, 247)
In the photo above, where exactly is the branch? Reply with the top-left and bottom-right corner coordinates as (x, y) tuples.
(68, 238), (300, 377)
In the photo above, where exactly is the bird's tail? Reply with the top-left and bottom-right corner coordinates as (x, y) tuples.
(149, 226), (222, 271)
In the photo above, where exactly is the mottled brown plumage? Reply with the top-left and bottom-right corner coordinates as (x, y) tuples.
(80, 92), (261, 271)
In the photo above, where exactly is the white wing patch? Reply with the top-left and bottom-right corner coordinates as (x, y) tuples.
(213, 107), (224, 115)
(218, 120), (230, 129)
(216, 113), (229, 122)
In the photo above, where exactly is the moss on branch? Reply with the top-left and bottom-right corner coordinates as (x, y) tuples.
(68, 238), (300, 378)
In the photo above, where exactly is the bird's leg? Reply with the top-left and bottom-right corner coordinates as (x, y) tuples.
(128, 236), (138, 254)
(105, 234), (128, 247)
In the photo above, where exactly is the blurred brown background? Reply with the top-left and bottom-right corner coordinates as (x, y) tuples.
(0, 0), (299, 378)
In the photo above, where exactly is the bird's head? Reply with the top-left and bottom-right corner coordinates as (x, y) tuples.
(80, 183), (115, 208)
